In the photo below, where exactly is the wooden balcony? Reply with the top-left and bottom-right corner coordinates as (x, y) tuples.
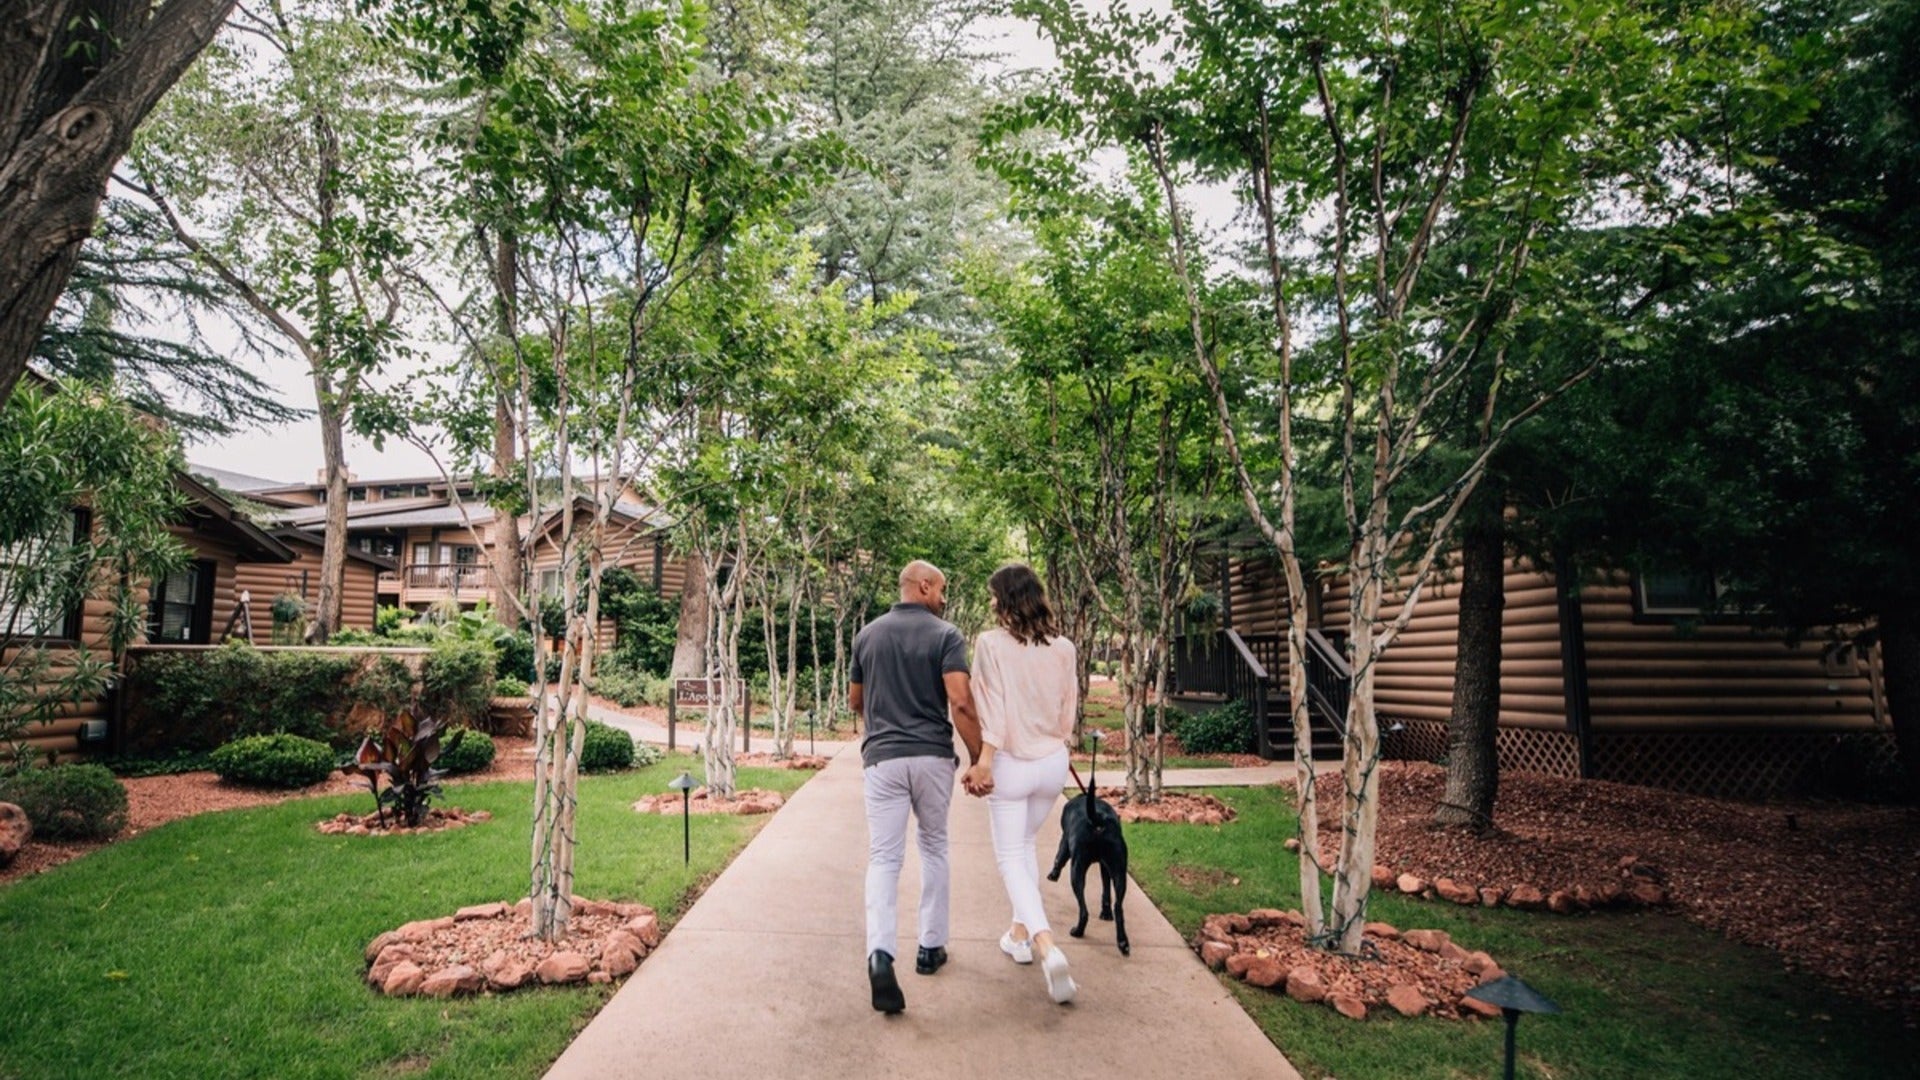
(377, 563), (494, 605)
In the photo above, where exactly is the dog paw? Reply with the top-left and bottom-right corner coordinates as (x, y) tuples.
(1046, 871), (1061, 882)
(1069, 926), (1086, 938)
(1118, 941), (1131, 956)
(1098, 910), (1113, 921)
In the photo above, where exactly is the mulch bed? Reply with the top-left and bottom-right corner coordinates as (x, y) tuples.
(734, 753), (830, 770)
(317, 807), (492, 836)
(632, 787), (785, 815)
(1194, 909), (1506, 1021)
(365, 897), (661, 997)
(1094, 786), (1236, 825)
(1309, 761), (1920, 1017)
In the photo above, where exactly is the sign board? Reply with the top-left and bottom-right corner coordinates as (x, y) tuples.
(673, 678), (747, 708)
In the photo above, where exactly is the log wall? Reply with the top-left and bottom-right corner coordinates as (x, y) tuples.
(1317, 555), (1885, 734)
(232, 549), (380, 635)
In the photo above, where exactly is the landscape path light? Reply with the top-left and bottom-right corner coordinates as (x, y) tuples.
(668, 771), (697, 865)
(1463, 975), (1562, 1080)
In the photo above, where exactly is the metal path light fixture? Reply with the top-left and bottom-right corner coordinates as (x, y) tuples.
(668, 771), (697, 865)
(1464, 976), (1562, 1080)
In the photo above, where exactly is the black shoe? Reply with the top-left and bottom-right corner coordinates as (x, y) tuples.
(869, 951), (905, 1013)
(915, 945), (948, 975)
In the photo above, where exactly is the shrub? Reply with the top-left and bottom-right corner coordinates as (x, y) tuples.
(579, 721), (636, 772)
(591, 656), (669, 708)
(420, 638), (496, 731)
(209, 733), (337, 789)
(0, 764), (127, 840)
(352, 655), (418, 720)
(438, 727), (496, 775)
(494, 676), (530, 698)
(130, 643), (357, 751)
(601, 568), (679, 674)
(631, 741), (663, 769)
(375, 604), (408, 636)
(1175, 701), (1257, 755)
(94, 749), (215, 778)
(495, 630), (536, 683)
(327, 628), (382, 646)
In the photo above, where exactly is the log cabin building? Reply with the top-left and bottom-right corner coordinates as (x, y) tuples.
(2, 472), (299, 763)
(201, 467), (693, 624)
(1174, 543), (1898, 800)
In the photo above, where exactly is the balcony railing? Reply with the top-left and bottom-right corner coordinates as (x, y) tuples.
(397, 563), (491, 593)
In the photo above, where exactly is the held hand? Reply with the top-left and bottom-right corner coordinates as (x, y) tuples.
(962, 762), (994, 796)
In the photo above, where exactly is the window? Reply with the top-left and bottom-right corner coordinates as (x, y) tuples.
(1633, 568), (1762, 619)
(348, 487), (368, 502)
(1635, 569), (1715, 616)
(537, 569), (562, 596)
(148, 559), (215, 644)
(0, 509), (88, 640)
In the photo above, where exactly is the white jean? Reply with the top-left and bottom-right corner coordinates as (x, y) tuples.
(863, 755), (957, 957)
(987, 745), (1070, 938)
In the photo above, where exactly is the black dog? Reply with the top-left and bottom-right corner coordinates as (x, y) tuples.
(1048, 784), (1130, 956)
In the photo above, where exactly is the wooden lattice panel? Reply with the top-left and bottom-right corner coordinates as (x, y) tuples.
(1380, 719), (1581, 779)
(1496, 727), (1583, 778)
(1381, 718), (1449, 764)
(1590, 731), (1901, 800)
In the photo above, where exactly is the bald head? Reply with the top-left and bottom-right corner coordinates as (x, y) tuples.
(898, 560), (949, 615)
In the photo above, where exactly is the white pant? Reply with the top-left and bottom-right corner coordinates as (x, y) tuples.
(863, 756), (957, 957)
(987, 746), (1070, 937)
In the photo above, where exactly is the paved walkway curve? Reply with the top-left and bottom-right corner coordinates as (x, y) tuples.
(545, 742), (1302, 1080)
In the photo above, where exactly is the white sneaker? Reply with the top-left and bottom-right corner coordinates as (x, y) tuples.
(1040, 947), (1077, 1004)
(999, 931), (1034, 965)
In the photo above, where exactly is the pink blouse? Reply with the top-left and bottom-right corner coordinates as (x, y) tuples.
(972, 627), (1078, 760)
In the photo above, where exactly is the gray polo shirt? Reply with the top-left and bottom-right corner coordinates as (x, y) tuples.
(851, 603), (970, 767)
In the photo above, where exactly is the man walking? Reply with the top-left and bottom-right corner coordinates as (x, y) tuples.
(849, 559), (984, 1014)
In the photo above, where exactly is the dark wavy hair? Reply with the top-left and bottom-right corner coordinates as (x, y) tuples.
(988, 563), (1056, 646)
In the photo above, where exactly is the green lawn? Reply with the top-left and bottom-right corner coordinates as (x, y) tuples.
(1125, 785), (1913, 1080)
(1162, 756), (1238, 770)
(0, 756), (808, 1080)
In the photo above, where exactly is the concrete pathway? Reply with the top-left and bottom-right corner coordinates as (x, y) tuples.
(545, 744), (1300, 1080)
(587, 700), (1295, 790)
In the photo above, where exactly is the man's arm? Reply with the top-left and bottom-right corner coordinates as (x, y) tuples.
(943, 670), (983, 766)
(848, 682), (864, 721)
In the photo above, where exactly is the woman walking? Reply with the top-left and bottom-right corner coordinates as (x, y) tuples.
(962, 563), (1080, 1004)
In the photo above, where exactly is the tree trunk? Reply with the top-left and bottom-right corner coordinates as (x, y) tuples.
(670, 554), (709, 680)
(1330, 511), (1389, 954)
(1435, 495), (1504, 829)
(309, 380), (348, 641)
(0, 0), (239, 407)
(489, 231), (522, 628)
(1880, 610), (1920, 787)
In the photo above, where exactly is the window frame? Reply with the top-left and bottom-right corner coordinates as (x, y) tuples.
(146, 557), (216, 645)
(0, 508), (91, 645)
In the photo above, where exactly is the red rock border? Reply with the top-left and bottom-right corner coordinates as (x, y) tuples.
(366, 897), (661, 997)
(632, 788), (785, 815)
(1194, 909), (1510, 1021)
(1360, 853), (1670, 914)
(318, 807), (492, 836)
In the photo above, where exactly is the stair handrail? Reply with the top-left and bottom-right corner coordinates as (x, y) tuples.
(1222, 628), (1270, 681)
(1303, 628), (1351, 740)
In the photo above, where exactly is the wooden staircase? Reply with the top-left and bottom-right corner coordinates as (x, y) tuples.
(1170, 627), (1351, 762)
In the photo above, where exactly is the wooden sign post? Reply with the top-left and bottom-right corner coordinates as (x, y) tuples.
(668, 678), (751, 754)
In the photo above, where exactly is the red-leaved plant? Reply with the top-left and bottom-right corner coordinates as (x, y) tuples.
(342, 710), (463, 827)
